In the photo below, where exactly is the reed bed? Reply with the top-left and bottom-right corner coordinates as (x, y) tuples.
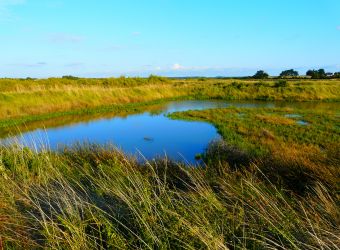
(0, 143), (339, 249)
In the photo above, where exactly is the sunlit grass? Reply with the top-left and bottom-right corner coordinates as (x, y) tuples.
(170, 106), (339, 155)
(0, 144), (339, 249)
(170, 107), (340, 193)
(1, 77), (339, 122)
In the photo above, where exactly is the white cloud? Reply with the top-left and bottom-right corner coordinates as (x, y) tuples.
(172, 63), (184, 70)
(48, 33), (84, 43)
(132, 31), (141, 36)
(337, 26), (340, 31)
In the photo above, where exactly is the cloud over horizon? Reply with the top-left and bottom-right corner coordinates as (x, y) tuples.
(172, 63), (184, 70)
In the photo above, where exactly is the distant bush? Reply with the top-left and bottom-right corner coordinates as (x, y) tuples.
(25, 77), (37, 80)
(280, 69), (299, 78)
(306, 69), (326, 79)
(253, 70), (269, 79)
(333, 72), (340, 78)
(62, 75), (80, 80)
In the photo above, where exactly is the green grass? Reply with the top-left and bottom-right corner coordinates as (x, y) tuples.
(1, 77), (339, 249)
(170, 106), (339, 156)
(0, 145), (339, 249)
(170, 106), (340, 193)
(1, 77), (339, 124)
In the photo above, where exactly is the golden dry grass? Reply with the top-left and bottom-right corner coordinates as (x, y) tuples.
(1, 77), (339, 121)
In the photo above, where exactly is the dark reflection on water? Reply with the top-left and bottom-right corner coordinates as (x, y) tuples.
(1, 100), (339, 163)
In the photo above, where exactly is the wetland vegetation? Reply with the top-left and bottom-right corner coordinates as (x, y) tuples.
(0, 77), (339, 249)
(1, 77), (339, 124)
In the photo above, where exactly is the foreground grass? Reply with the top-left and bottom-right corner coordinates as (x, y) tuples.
(1, 77), (339, 125)
(0, 144), (339, 249)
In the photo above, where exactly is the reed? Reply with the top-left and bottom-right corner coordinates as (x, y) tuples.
(1, 77), (339, 122)
(0, 144), (339, 249)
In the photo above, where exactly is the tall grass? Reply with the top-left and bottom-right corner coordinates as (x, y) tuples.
(0, 144), (339, 249)
(1, 77), (339, 122)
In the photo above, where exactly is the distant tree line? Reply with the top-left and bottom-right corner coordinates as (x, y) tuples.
(280, 69), (299, 77)
(62, 75), (80, 80)
(252, 69), (340, 79)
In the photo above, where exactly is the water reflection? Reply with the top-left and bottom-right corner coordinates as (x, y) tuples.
(1, 100), (339, 163)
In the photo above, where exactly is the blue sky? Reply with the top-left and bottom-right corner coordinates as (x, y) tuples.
(1, 0), (340, 78)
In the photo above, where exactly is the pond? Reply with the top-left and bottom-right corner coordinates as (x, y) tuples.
(1, 100), (339, 163)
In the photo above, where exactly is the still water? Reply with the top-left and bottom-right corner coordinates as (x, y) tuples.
(2, 100), (339, 163)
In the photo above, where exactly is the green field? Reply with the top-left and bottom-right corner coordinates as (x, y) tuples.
(0, 77), (339, 249)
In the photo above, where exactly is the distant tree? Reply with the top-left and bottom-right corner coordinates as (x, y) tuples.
(318, 69), (326, 78)
(253, 70), (269, 79)
(306, 69), (327, 79)
(280, 69), (299, 78)
(306, 70), (315, 78)
(333, 72), (340, 78)
(62, 75), (79, 80)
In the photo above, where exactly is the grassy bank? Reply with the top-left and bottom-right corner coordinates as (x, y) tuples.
(170, 106), (339, 156)
(0, 144), (339, 249)
(0, 97), (185, 138)
(1, 77), (339, 124)
(170, 106), (340, 192)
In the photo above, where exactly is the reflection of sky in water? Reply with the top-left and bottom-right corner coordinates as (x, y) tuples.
(3, 101), (228, 163)
(2, 100), (340, 163)
(296, 120), (309, 126)
(285, 114), (303, 118)
(162, 100), (275, 114)
(41, 114), (219, 163)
